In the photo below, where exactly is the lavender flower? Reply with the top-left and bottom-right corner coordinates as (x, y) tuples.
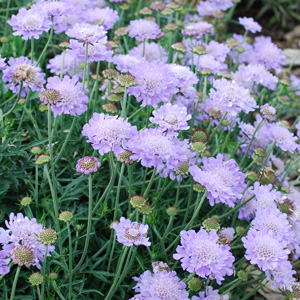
(82, 113), (138, 155)
(53, 7), (83, 34)
(242, 228), (290, 271)
(128, 61), (178, 108)
(239, 17), (262, 33)
(85, 7), (119, 30)
(7, 7), (51, 40)
(269, 122), (298, 153)
(32, 0), (68, 17)
(66, 22), (106, 44)
(182, 21), (212, 37)
(173, 228), (235, 284)
(253, 182), (280, 209)
(128, 19), (161, 41)
(197, 0), (233, 16)
(129, 42), (168, 63)
(190, 154), (247, 207)
(113, 217), (150, 247)
(133, 270), (189, 300)
(127, 128), (187, 178)
(0, 55), (6, 71)
(260, 104), (276, 122)
(46, 75), (89, 117)
(205, 40), (230, 63)
(149, 103), (191, 135)
(219, 227), (235, 242)
(238, 187), (256, 221)
(76, 157), (101, 175)
(113, 54), (141, 73)
(2, 56), (46, 97)
(192, 286), (229, 300)
(0, 251), (10, 275)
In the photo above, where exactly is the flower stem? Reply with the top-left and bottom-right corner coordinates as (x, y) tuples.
(10, 265), (21, 300)
(143, 168), (156, 198)
(82, 43), (89, 92)
(67, 222), (73, 300)
(3, 83), (23, 117)
(36, 24), (53, 67)
(41, 244), (49, 300)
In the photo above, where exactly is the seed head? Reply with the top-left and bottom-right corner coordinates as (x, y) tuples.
(29, 272), (44, 286)
(188, 277), (202, 291)
(11, 245), (35, 267)
(20, 196), (32, 207)
(130, 195), (146, 209)
(59, 210), (73, 223)
(35, 154), (50, 165)
(38, 228), (58, 245)
(202, 218), (220, 232)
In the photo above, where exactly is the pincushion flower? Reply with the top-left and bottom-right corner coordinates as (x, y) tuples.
(238, 187), (256, 221)
(129, 42), (168, 63)
(190, 154), (247, 207)
(260, 104), (276, 121)
(127, 128), (187, 178)
(253, 182), (280, 209)
(128, 19), (161, 41)
(32, 0), (68, 17)
(76, 157), (101, 175)
(149, 103), (191, 135)
(197, 0), (233, 16)
(242, 228), (290, 271)
(113, 217), (150, 247)
(192, 286), (229, 300)
(113, 54), (141, 73)
(205, 40), (230, 63)
(173, 228), (235, 284)
(82, 113), (138, 155)
(182, 21), (212, 37)
(196, 55), (227, 74)
(2, 56), (46, 97)
(167, 64), (199, 88)
(269, 122), (298, 153)
(132, 270), (189, 300)
(239, 17), (262, 33)
(66, 22), (106, 44)
(0, 251), (10, 275)
(7, 7), (52, 40)
(128, 61), (179, 108)
(0, 213), (54, 269)
(85, 7), (119, 30)
(0, 55), (6, 71)
(219, 227), (235, 242)
(46, 75), (89, 117)
(53, 7), (83, 34)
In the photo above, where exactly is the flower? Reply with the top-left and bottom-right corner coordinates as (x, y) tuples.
(173, 228), (235, 284)
(46, 75), (89, 117)
(219, 227), (235, 242)
(238, 187), (256, 221)
(239, 17), (262, 33)
(182, 21), (212, 37)
(0, 213), (54, 269)
(38, 229), (58, 245)
(66, 22), (106, 44)
(127, 128), (187, 178)
(7, 7), (51, 40)
(85, 7), (119, 30)
(128, 19), (161, 41)
(0, 55), (6, 71)
(113, 54), (141, 73)
(192, 286), (229, 300)
(76, 156), (101, 175)
(32, 0), (67, 17)
(197, 0), (233, 16)
(2, 56), (46, 97)
(253, 182), (280, 209)
(113, 217), (150, 247)
(196, 55), (227, 74)
(59, 211), (73, 223)
(260, 104), (276, 122)
(242, 228), (290, 271)
(28, 272), (44, 286)
(205, 40), (230, 63)
(82, 113), (138, 155)
(149, 103), (191, 135)
(132, 269), (189, 300)
(39, 89), (61, 105)
(0, 251), (10, 275)
(129, 42), (168, 63)
(128, 61), (178, 108)
(190, 154), (247, 207)
(269, 123), (298, 153)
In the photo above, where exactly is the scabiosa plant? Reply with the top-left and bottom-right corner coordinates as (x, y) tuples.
(113, 54), (141, 73)
(238, 17), (262, 33)
(260, 104), (277, 122)
(132, 269), (189, 300)
(113, 217), (150, 247)
(127, 128), (187, 178)
(128, 19), (161, 41)
(252, 182), (280, 209)
(0, 55), (6, 70)
(190, 154), (247, 207)
(39, 89), (61, 105)
(2, 56), (46, 97)
(7, 7), (52, 40)
(32, 0), (68, 18)
(82, 113), (138, 155)
(11, 245), (35, 267)
(0, 251), (10, 275)
(46, 75), (89, 117)
(128, 61), (179, 108)
(129, 42), (168, 63)
(173, 228), (235, 284)
(76, 156), (101, 175)
(149, 103), (191, 135)
(85, 7), (119, 30)
(205, 40), (231, 63)
(192, 286), (229, 300)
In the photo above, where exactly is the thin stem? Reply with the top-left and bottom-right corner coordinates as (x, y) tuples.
(3, 83), (23, 117)
(41, 244), (49, 300)
(143, 168), (156, 198)
(67, 222), (73, 300)
(52, 281), (66, 300)
(10, 265), (21, 300)
(82, 43), (89, 92)
(121, 87), (127, 118)
(113, 164), (125, 220)
(36, 24), (54, 67)
(60, 50), (66, 80)
(31, 37), (34, 65)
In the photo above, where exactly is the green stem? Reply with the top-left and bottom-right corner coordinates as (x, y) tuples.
(52, 281), (66, 300)
(143, 168), (156, 198)
(82, 43), (89, 91)
(41, 244), (49, 300)
(10, 265), (21, 300)
(67, 222), (73, 300)
(121, 87), (127, 118)
(31, 37), (34, 65)
(36, 24), (53, 67)
(260, 141), (276, 170)
(113, 164), (125, 220)
(3, 83), (23, 117)
(36, 286), (42, 300)
(60, 50), (66, 80)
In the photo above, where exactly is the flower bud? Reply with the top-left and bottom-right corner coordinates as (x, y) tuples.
(35, 154), (50, 165)
(171, 42), (187, 53)
(30, 146), (42, 155)
(29, 273), (44, 286)
(102, 102), (118, 114)
(202, 218), (220, 232)
(59, 210), (73, 223)
(130, 195), (146, 209)
(259, 167), (276, 185)
(166, 206), (178, 216)
(20, 196), (32, 207)
(139, 204), (153, 215)
(38, 228), (58, 245)
(188, 277), (202, 291)
(48, 272), (58, 281)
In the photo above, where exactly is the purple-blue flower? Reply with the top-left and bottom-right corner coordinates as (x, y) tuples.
(85, 7), (119, 30)
(129, 42), (168, 63)
(252, 182), (281, 209)
(76, 157), (101, 175)
(0, 251), (10, 275)
(113, 54), (141, 73)
(128, 19), (161, 41)
(0, 55), (6, 71)
(173, 228), (235, 284)
(192, 286), (229, 300)
(239, 17), (262, 33)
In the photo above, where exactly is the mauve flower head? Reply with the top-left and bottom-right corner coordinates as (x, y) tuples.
(190, 154), (247, 208)
(260, 104), (276, 122)
(238, 187), (256, 221)
(152, 261), (170, 273)
(182, 21), (212, 37)
(242, 228), (290, 271)
(232, 63), (278, 91)
(192, 286), (229, 300)
(66, 22), (106, 44)
(269, 122), (298, 153)
(0, 55), (6, 71)
(291, 74), (300, 96)
(82, 113), (138, 155)
(32, 0), (68, 17)
(129, 42), (168, 63)
(53, 7), (83, 34)
(127, 128), (187, 178)
(167, 64), (199, 88)
(69, 39), (112, 63)
(133, 269), (189, 300)
(195, 54), (227, 74)
(174, 228), (235, 284)
(253, 182), (280, 209)
(46, 75), (88, 117)
(0, 251), (10, 275)
(239, 17), (262, 33)
(128, 61), (179, 108)
(252, 36), (286, 71)
(113, 54), (141, 73)
(205, 41), (230, 63)
(84, 7), (119, 30)
(0, 213), (54, 269)
(76, 157), (101, 175)
(2, 56), (46, 97)
(197, 0), (233, 16)
(149, 103), (191, 135)
(7, 7), (52, 40)
(128, 19), (161, 41)
(113, 217), (150, 247)
(207, 78), (257, 119)
(219, 227), (235, 242)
